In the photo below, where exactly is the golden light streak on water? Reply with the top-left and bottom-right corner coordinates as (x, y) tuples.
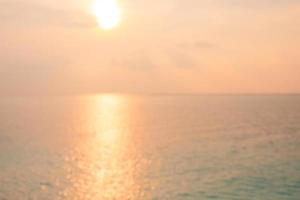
(59, 95), (151, 199)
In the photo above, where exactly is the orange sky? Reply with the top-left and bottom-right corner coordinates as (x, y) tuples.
(0, 0), (299, 95)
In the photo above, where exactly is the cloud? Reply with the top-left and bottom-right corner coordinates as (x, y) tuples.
(112, 56), (156, 71)
(0, 48), (68, 95)
(219, 0), (300, 8)
(0, 0), (96, 28)
(177, 41), (214, 49)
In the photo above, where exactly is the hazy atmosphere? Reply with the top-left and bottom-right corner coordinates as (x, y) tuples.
(1, 0), (299, 95)
(1, 1), (300, 199)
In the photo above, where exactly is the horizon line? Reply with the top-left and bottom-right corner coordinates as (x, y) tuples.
(0, 92), (300, 97)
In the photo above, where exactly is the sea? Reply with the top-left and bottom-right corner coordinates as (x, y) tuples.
(0, 95), (299, 200)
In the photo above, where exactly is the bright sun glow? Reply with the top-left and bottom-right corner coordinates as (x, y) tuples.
(92, 0), (121, 30)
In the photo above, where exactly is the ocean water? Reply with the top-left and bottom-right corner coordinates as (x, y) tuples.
(0, 95), (300, 200)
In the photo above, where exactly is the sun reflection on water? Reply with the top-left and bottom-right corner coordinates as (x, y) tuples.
(60, 95), (150, 200)
(94, 94), (125, 147)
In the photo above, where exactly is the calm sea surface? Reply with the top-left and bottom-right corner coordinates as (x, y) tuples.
(0, 95), (300, 200)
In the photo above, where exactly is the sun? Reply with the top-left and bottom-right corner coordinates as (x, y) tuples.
(92, 0), (121, 30)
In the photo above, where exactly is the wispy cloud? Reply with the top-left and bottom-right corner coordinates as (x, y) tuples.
(177, 41), (214, 49)
(0, 0), (96, 28)
(0, 52), (66, 95)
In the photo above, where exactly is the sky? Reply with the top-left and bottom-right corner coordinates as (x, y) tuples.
(0, 0), (299, 95)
